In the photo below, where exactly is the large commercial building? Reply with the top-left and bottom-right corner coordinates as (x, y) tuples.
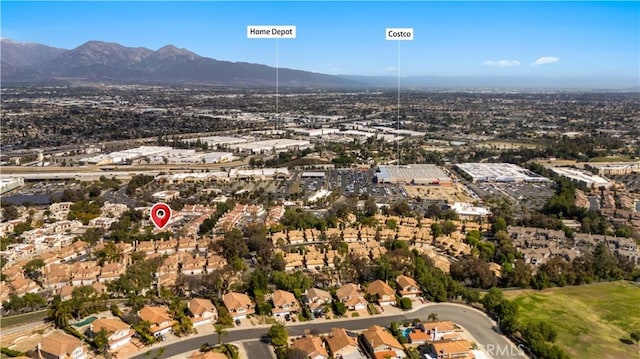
(229, 139), (311, 154)
(81, 146), (172, 165)
(450, 202), (491, 219)
(550, 167), (613, 189)
(0, 177), (24, 194)
(590, 163), (640, 176)
(456, 163), (550, 183)
(290, 127), (340, 137)
(156, 167), (291, 183)
(375, 164), (453, 185)
(147, 150), (234, 164)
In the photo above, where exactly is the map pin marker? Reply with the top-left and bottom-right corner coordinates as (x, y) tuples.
(150, 203), (172, 230)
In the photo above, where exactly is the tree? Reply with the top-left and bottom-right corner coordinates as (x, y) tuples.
(23, 293), (46, 311)
(502, 259), (532, 288)
(398, 297), (412, 310)
(439, 209), (459, 221)
(268, 323), (289, 348)
(427, 313), (439, 321)
(270, 271), (312, 293)
(364, 197), (378, 217)
(81, 227), (105, 244)
(523, 321), (557, 343)
(385, 219), (397, 230)
(23, 258), (45, 281)
(491, 217), (507, 234)
(630, 331), (640, 346)
(493, 230), (517, 265)
(1, 204), (19, 221)
(450, 256), (497, 289)
(93, 328), (111, 358)
(430, 223), (442, 239)
(214, 228), (249, 261)
(95, 242), (123, 265)
(272, 252), (286, 271)
(333, 301), (347, 316)
(49, 295), (73, 328)
(169, 298), (193, 336)
(442, 220), (457, 236)
(214, 324), (228, 345)
(482, 287), (504, 318)
(592, 242), (623, 280)
(426, 204), (441, 219)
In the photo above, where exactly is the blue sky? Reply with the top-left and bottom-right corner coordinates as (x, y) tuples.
(1, 1), (639, 80)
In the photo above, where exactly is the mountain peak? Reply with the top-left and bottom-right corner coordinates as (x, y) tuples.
(78, 40), (123, 49)
(155, 44), (199, 60)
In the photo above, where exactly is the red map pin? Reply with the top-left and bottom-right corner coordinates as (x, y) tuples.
(150, 203), (172, 230)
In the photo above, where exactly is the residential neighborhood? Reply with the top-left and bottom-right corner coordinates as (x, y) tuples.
(1, 6), (639, 358)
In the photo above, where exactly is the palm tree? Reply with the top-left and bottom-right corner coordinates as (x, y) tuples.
(214, 324), (228, 345)
(427, 312), (439, 321)
(49, 296), (73, 328)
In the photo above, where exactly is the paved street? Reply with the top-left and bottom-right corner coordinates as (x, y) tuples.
(134, 303), (526, 359)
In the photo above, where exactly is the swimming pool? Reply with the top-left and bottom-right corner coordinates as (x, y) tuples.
(72, 316), (97, 327)
(401, 328), (412, 338)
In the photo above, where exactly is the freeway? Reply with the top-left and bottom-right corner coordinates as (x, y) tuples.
(135, 303), (526, 359)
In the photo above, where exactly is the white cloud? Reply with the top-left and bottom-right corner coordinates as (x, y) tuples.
(385, 65), (397, 72)
(482, 59), (520, 67)
(531, 56), (560, 66)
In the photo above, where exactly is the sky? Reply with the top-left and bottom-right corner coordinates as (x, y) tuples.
(1, 1), (639, 81)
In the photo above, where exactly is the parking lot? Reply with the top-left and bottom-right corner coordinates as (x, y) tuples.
(326, 169), (381, 196)
(465, 180), (555, 216)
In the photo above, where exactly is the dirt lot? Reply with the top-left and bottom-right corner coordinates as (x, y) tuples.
(402, 184), (474, 203)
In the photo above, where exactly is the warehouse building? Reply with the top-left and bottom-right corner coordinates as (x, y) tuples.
(590, 163), (640, 176)
(456, 163), (550, 183)
(229, 139), (311, 154)
(550, 167), (613, 189)
(0, 177), (24, 194)
(375, 164), (453, 185)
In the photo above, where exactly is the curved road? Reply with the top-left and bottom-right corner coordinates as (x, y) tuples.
(135, 303), (526, 359)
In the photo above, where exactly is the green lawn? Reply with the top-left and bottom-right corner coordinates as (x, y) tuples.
(505, 281), (640, 359)
(589, 156), (637, 162)
(0, 310), (48, 329)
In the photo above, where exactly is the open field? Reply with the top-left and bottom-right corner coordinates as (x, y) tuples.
(504, 281), (640, 359)
(589, 156), (638, 163)
(0, 310), (48, 329)
(402, 184), (474, 203)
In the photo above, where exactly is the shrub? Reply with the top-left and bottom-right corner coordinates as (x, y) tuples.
(399, 297), (412, 310)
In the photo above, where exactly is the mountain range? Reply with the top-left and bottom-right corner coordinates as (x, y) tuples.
(0, 39), (356, 87)
(1, 39), (637, 90)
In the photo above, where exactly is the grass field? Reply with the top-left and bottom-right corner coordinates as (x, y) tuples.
(0, 310), (48, 329)
(504, 281), (640, 359)
(589, 156), (637, 163)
